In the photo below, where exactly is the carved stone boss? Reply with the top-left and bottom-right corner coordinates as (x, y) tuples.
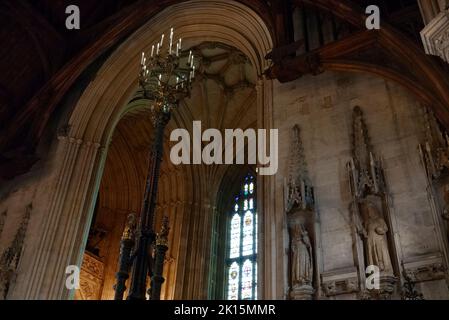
(284, 125), (316, 300)
(347, 107), (398, 298)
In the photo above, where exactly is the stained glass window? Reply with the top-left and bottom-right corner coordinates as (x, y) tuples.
(226, 174), (257, 300)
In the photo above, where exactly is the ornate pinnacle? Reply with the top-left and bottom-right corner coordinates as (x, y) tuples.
(156, 215), (170, 247)
(121, 213), (137, 241)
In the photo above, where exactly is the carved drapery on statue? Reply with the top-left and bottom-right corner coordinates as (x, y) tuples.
(418, 107), (449, 284)
(291, 223), (313, 286)
(284, 125), (316, 300)
(347, 107), (397, 299)
(363, 202), (393, 275)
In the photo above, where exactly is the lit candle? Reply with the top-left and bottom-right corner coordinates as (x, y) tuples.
(178, 38), (182, 51)
(188, 50), (192, 64)
(151, 45), (154, 57)
(192, 65), (195, 78)
(141, 52), (144, 65)
(169, 27), (173, 54)
(176, 43), (179, 57)
(160, 34), (165, 47)
(156, 43), (160, 55)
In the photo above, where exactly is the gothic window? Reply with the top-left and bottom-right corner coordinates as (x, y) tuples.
(226, 174), (257, 300)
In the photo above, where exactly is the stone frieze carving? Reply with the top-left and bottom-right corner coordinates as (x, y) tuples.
(321, 268), (359, 297)
(402, 254), (447, 284)
(404, 263), (446, 282)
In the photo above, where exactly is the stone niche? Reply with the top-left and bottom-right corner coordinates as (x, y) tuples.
(417, 107), (449, 297)
(284, 125), (318, 300)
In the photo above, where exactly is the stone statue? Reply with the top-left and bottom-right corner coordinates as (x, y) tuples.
(362, 202), (393, 275)
(291, 223), (313, 286)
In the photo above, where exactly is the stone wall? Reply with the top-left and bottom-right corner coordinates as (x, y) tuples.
(273, 70), (449, 299)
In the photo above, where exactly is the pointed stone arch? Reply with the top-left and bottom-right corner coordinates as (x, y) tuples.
(17, 0), (273, 300)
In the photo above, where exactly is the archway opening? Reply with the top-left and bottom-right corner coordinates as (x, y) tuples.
(75, 42), (259, 300)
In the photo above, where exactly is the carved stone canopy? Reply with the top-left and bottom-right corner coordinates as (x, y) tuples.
(285, 125), (314, 214)
(419, 107), (449, 180)
(348, 107), (385, 199)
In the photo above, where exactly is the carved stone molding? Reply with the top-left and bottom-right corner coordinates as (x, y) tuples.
(321, 268), (359, 297)
(421, 9), (449, 64)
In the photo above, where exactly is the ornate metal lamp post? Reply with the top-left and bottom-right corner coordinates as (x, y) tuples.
(114, 28), (195, 300)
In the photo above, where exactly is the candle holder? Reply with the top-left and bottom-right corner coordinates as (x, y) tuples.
(114, 28), (195, 300)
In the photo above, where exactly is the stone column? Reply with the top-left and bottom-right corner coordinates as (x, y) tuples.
(21, 136), (104, 299)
